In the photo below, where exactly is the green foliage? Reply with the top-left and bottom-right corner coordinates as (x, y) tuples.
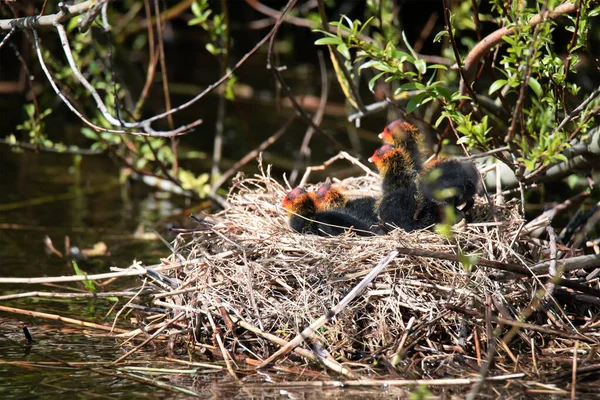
(16, 104), (52, 147)
(189, 0), (228, 56)
(72, 261), (96, 293)
(314, 0), (599, 178)
(9, 1), (233, 200)
(409, 384), (432, 400)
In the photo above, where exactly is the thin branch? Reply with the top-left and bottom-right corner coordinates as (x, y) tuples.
(316, 0), (365, 113)
(0, 0), (102, 30)
(0, 139), (105, 155)
(0, 27), (15, 49)
(442, 0), (479, 107)
(459, 1), (579, 96)
(289, 50), (328, 185)
(266, 1), (347, 153)
(137, 8), (285, 128)
(210, 115), (296, 194)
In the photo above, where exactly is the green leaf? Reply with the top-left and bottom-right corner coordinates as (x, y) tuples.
(458, 253), (480, 272)
(191, 1), (201, 17)
(435, 114), (446, 128)
(502, 35), (516, 45)
(427, 64), (448, 70)
(368, 72), (386, 92)
(337, 43), (351, 60)
(398, 82), (420, 91)
(528, 77), (542, 97)
(433, 30), (449, 43)
(414, 59), (427, 75)
(314, 37), (342, 45)
(72, 261), (96, 293)
(488, 79), (507, 95)
(406, 92), (428, 114)
(402, 31), (418, 60)
(456, 136), (470, 145)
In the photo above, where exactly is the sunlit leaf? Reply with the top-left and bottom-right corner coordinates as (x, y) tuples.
(489, 79), (507, 95)
(528, 77), (542, 97)
(406, 92), (428, 114)
(314, 37), (342, 45)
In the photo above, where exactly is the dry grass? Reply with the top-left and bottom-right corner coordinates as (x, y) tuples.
(125, 162), (599, 388)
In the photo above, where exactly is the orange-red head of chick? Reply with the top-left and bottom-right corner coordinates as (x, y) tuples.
(282, 187), (316, 216)
(315, 179), (347, 210)
(379, 119), (426, 171)
(379, 119), (421, 145)
(369, 144), (416, 193)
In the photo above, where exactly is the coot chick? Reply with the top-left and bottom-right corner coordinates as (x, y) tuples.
(282, 187), (377, 236)
(379, 119), (427, 171)
(315, 179), (379, 226)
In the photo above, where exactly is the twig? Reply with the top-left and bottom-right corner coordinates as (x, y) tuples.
(153, 0), (174, 131)
(572, 340), (578, 400)
(0, 138), (104, 155)
(524, 84), (600, 181)
(211, 115), (296, 194)
(316, 0), (365, 113)
(257, 250), (399, 368)
(235, 373), (526, 388)
(530, 253), (600, 274)
(0, 1), (101, 30)
(522, 190), (590, 236)
(298, 151), (378, 187)
(0, 27), (15, 49)
(0, 291), (145, 301)
(114, 312), (186, 363)
(211, 0), (230, 181)
(0, 305), (129, 334)
(504, 1), (548, 146)
(0, 269), (147, 284)
(442, 0), (479, 106)
(266, 0), (347, 153)
(205, 308), (239, 382)
(396, 246), (600, 297)
(137, 4), (286, 128)
(543, 225), (559, 302)
(396, 247), (529, 275)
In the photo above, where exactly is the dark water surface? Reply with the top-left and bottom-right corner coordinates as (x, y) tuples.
(0, 145), (414, 399)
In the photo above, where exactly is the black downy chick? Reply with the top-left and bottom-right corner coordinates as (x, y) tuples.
(282, 187), (377, 236)
(369, 145), (439, 231)
(418, 158), (481, 219)
(315, 179), (379, 227)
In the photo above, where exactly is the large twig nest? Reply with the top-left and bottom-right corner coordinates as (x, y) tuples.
(154, 163), (558, 369)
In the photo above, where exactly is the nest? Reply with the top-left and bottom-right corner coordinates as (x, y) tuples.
(128, 163), (600, 383)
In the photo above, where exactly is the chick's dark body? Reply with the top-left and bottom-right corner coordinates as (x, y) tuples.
(344, 196), (379, 226)
(419, 159), (480, 214)
(315, 182), (379, 227)
(370, 145), (440, 231)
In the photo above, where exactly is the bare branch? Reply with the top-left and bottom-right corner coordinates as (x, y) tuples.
(0, 0), (105, 31)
